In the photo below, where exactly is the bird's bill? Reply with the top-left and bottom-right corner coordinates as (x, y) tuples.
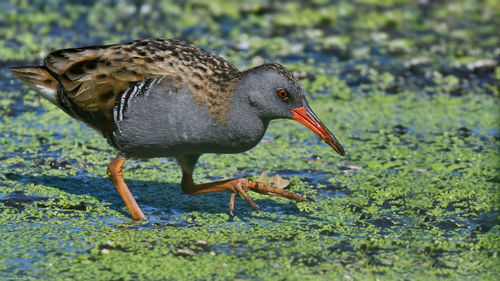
(291, 102), (345, 156)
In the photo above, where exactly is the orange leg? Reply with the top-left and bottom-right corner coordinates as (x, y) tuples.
(107, 156), (146, 221)
(181, 172), (309, 216)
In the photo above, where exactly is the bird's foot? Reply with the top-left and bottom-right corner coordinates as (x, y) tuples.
(180, 173), (310, 216)
(228, 178), (309, 216)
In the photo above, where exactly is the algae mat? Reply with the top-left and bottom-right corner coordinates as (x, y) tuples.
(1, 0), (499, 280)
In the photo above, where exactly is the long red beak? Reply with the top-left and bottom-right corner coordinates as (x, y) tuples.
(291, 102), (345, 156)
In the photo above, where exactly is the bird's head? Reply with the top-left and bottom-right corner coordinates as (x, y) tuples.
(236, 63), (345, 156)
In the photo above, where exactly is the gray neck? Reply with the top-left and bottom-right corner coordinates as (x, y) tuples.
(225, 78), (270, 149)
(232, 69), (267, 120)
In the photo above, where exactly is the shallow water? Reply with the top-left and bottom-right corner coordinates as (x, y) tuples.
(1, 0), (499, 280)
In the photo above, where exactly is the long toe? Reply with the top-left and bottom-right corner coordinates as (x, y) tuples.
(243, 178), (307, 202)
(228, 192), (236, 216)
(234, 180), (260, 211)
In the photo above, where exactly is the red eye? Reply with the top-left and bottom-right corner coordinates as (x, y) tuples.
(277, 89), (289, 99)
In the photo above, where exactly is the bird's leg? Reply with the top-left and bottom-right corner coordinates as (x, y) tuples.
(180, 172), (308, 215)
(107, 156), (146, 221)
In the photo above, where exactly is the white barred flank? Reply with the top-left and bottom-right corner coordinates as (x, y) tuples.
(115, 78), (161, 123)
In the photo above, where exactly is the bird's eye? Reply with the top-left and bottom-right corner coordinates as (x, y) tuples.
(277, 89), (289, 100)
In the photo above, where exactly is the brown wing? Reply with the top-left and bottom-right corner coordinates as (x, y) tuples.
(44, 38), (240, 131)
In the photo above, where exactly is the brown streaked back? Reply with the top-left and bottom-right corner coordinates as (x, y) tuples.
(12, 38), (242, 133)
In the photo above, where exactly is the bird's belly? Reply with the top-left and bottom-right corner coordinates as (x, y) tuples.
(113, 124), (263, 158)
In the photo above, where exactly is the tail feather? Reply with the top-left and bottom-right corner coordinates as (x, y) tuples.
(9, 66), (59, 104)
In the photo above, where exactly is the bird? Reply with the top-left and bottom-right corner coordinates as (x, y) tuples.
(9, 38), (345, 221)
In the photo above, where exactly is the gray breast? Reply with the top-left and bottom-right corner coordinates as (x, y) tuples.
(111, 77), (267, 158)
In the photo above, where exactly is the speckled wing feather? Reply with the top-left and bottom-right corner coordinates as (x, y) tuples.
(44, 38), (240, 131)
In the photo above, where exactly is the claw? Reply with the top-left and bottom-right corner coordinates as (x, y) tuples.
(304, 196), (315, 202)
